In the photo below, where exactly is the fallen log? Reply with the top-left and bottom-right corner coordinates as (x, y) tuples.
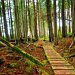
(0, 37), (44, 66)
(0, 41), (7, 47)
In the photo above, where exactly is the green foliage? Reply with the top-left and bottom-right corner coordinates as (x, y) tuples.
(67, 32), (72, 37)
(38, 69), (49, 75)
(58, 0), (62, 8)
(42, 60), (48, 65)
(25, 66), (33, 73)
(7, 63), (19, 68)
(67, 0), (71, 8)
(25, 59), (35, 73)
(25, 59), (35, 67)
(65, 0), (68, 9)
(58, 0), (71, 9)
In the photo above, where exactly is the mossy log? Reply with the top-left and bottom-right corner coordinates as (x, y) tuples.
(0, 37), (44, 66)
(0, 41), (7, 47)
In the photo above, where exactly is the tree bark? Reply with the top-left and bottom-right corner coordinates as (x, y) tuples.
(72, 0), (75, 38)
(1, 0), (9, 40)
(54, 0), (58, 45)
(33, 0), (38, 40)
(46, 0), (54, 42)
(62, 0), (66, 37)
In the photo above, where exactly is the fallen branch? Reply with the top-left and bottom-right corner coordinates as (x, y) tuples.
(0, 37), (44, 66)
(68, 54), (75, 58)
(69, 41), (74, 49)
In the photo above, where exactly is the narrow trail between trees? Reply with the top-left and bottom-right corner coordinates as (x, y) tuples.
(43, 43), (75, 75)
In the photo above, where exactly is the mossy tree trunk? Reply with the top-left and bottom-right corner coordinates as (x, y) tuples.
(0, 37), (44, 66)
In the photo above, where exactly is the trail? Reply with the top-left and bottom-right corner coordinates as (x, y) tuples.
(43, 43), (75, 75)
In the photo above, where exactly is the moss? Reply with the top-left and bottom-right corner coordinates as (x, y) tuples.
(25, 66), (33, 73)
(25, 60), (35, 73)
(7, 63), (19, 68)
(42, 60), (48, 65)
(38, 69), (49, 75)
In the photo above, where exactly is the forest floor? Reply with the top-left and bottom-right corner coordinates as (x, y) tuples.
(0, 38), (75, 75)
(55, 37), (75, 68)
(0, 40), (53, 75)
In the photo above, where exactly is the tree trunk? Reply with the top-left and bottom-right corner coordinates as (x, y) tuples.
(62, 0), (66, 37)
(58, 0), (62, 38)
(13, 0), (21, 43)
(33, 0), (38, 40)
(9, 0), (14, 39)
(0, 25), (2, 37)
(54, 0), (58, 45)
(28, 0), (33, 39)
(67, 0), (71, 33)
(72, 0), (75, 38)
(25, 0), (28, 41)
(0, 5), (2, 37)
(46, 0), (54, 42)
(1, 0), (9, 40)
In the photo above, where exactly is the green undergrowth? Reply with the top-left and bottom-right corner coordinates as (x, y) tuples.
(39, 36), (49, 41)
(25, 59), (35, 73)
(7, 63), (19, 68)
(25, 59), (49, 74)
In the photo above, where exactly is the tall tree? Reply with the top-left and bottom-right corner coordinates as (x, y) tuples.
(13, 0), (21, 43)
(25, 0), (28, 41)
(54, 0), (57, 44)
(0, 3), (2, 37)
(72, 0), (75, 38)
(28, 0), (33, 38)
(37, 0), (40, 37)
(33, 0), (38, 40)
(46, 0), (53, 42)
(1, 0), (9, 40)
(58, 0), (62, 38)
(67, 0), (71, 33)
(62, 0), (66, 37)
(9, 0), (13, 38)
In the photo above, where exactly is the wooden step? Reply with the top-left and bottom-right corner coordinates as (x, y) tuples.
(54, 69), (75, 75)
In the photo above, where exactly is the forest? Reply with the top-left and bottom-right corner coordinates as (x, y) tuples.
(0, 0), (75, 75)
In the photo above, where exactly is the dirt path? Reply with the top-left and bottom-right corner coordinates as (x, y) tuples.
(43, 43), (75, 75)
